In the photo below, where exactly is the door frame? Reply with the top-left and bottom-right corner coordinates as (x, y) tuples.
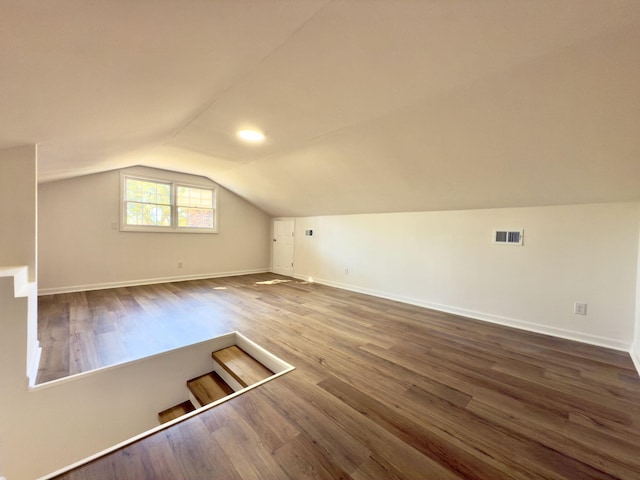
(271, 217), (295, 276)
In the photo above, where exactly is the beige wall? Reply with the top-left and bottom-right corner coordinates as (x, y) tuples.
(38, 166), (271, 292)
(294, 203), (640, 350)
(0, 145), (37, 280)
(633, 212), (640, 370)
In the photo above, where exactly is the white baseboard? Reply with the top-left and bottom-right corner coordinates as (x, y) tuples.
(38, 269), (270, 296)
(295, 274), (632, 352)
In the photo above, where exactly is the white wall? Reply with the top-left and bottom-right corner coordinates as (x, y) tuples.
(38, 166), (271, 292)
(294, 203), (640, 350)
(0, 146), (37, 479)
(0, 275), (29, 480)
(0, 146), (37, 281)
(0, 145), (40, 384)
(632, 211), (640, 371)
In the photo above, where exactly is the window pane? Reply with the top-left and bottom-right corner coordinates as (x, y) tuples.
(126, 178), (171, 205)
(176, 185), (214, 229)
(144, 204), (171, 226)
(126, 202), (144, 225)
(177, 186), (214, 208)
(178, 207), (214, 228)
(126, 202), (171, 226)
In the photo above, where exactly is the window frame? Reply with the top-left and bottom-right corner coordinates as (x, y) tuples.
(120, 172), (218, 234)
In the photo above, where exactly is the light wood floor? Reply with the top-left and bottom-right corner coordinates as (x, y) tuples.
(38, 273), (640, 479)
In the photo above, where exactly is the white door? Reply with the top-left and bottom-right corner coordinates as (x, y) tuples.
(272, 219), (295, 276)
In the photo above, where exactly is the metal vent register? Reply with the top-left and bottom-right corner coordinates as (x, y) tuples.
(493, 229), (524, 245)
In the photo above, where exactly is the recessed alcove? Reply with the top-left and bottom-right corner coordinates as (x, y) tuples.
(36, 331), (294, 479)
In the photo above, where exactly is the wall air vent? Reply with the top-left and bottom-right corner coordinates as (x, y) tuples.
(493, 229), (524, 246)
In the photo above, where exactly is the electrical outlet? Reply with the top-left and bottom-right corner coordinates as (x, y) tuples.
(177, 261), (183, 269)
(574, 302), (587, 315)
(344, 267), (349, 275)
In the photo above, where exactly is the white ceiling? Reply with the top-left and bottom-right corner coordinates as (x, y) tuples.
(2, 0), (639, 216)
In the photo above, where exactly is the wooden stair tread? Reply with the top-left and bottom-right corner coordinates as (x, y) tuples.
(187, 371), (234, 406)
(158, 400), (196, 424)
(212, 345), (274, 388)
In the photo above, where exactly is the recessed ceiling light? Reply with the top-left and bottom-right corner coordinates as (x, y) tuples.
(237, 129), (265, 142)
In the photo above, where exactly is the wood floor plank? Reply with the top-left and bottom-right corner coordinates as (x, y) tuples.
(260, 379), (372, 476)
(265, 375), (464, 480)
(165, 416), (243, 479)
(227, 388), (300, 453)
(466, 395), (640, 479)
(40, 274), (640, 480)
(318, 375), (550, 480)
(273, 432), (355, 480)
(209, 406), (291, 480)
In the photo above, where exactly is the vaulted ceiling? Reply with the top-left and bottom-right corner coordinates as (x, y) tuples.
(2, 0), (639, 216)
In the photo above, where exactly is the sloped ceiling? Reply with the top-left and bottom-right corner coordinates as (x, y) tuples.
(1, 0), (639, 216)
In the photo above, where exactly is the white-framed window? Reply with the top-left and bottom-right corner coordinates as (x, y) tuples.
(121, 173), (217, 233)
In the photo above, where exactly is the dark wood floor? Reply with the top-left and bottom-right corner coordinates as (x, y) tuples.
(38, 273), (640, 479)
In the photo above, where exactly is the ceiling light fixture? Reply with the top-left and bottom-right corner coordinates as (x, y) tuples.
(237, 129), (265, 143)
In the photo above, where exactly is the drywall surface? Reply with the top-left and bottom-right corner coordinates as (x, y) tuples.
(294, 203), (640, 349)
(0, 276), (29, 480)
(0, 146), (40, 386)
(632, 213), (640, 374)
(38, 167), (271, 292)
(0, 145), (36, 281)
